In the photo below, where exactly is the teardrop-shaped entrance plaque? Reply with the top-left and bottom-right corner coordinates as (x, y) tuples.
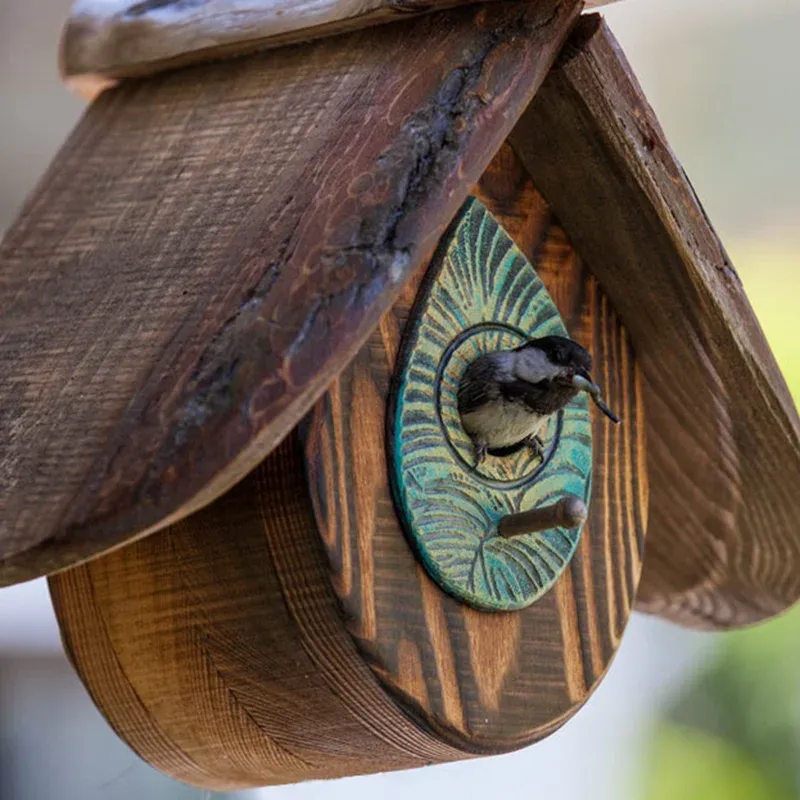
(388, 198), (592, 611)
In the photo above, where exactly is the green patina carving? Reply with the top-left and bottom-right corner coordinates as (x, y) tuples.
(388, 197), (592, 612)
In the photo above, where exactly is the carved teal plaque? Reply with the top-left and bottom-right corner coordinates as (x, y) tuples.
(388, 198), (592, 612)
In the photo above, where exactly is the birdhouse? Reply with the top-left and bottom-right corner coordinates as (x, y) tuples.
(2, 0), (799, 791)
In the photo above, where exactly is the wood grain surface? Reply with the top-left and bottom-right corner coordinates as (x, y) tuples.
(302, 143), (648, 749)
(48, 144), (646, 788)
(61, 0), (620, 99)
(0, 0), (581, 586)
(50, 437), (465, 791)
(510, 15), (800, 629)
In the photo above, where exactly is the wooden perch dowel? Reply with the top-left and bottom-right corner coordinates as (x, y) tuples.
(0, 0), (581, 586)
(61, 0), (623, 99)
(498, 497), (589, 539)
(510, 15), (800, 629)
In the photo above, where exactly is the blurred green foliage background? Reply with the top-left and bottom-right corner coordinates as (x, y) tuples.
(644, 604), (800, 800)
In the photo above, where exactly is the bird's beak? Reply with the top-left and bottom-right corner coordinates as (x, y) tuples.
(571, 374), (621, 424)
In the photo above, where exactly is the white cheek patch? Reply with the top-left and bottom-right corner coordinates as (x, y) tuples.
(513, 347), (560, 384)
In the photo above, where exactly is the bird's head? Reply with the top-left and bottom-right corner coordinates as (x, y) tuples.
(514, 335), (592, 384)
(513, 336), (620, 423)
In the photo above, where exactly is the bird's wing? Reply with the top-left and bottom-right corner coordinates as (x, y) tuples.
(498, 379), (552, 413)
(456, 359), (500, 415)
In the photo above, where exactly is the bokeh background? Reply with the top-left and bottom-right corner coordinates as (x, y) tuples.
(1, 0), (798, 798)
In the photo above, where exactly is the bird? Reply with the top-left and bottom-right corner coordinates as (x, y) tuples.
(457, 335), (620, 467)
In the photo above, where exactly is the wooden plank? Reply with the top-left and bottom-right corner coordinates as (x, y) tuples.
(62, 0), (621, 99)
(302, 143), (647, 747)
(509, 15), (800, 629)
(48, 146), (646, 788)
(0, 0), (581, 586)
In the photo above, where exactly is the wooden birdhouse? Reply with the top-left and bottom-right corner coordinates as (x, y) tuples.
(2, 0), (799, 790)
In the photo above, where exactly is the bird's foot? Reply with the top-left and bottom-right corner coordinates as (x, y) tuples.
(526, 434), (546, 462)
(471, 443), (487, 470)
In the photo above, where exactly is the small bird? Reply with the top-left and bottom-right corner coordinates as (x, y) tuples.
(457, 335), (620, 467)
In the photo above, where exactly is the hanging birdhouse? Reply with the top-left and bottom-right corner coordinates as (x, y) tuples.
(1, 0), (799, 791)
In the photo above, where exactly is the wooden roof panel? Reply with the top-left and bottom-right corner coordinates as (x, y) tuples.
(510, 15), (800, 628)
(0, 0), (580, 585)
(62, 0), (623, 98)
